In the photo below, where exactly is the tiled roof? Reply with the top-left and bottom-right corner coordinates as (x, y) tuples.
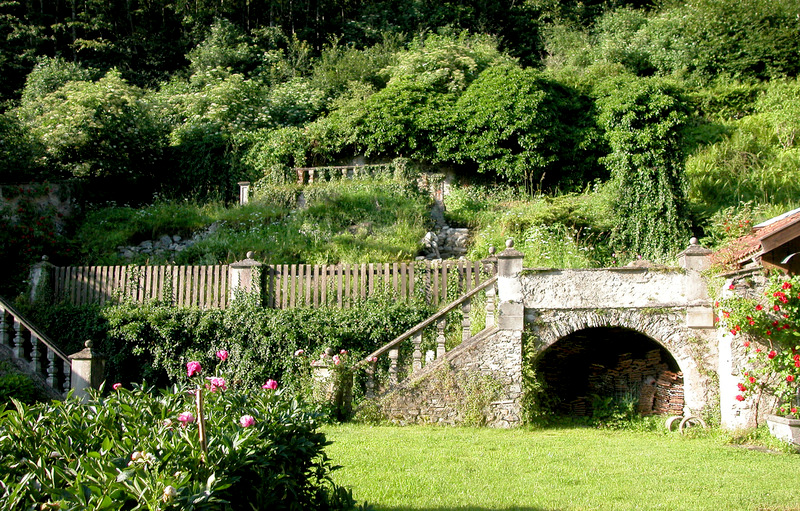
(711, 208), (800, 269)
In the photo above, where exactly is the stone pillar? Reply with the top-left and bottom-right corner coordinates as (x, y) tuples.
(28, 255), (55, 304)
(496, 239), (524, 331)
(482, 246), (498, 328)
(69, 340), (106, 401)
(237, 181), (251, 205)
(679, 238), (714, 329)
(229, 251), (263, 303)
(678, 237), (712, 271)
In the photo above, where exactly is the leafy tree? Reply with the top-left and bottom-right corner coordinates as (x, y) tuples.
(0, 112), (41, 181)
(17, 69), (167, 180)
(437, 64), (600, 192)
(383, 30), (513, 93)
(595, 75), (691, 260)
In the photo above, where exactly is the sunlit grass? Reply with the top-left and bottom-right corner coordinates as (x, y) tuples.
(324, 423), (800, 511)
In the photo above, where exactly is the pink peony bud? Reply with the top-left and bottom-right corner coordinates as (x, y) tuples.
(294, 349), (305, 356)
(112, 383), (122, 390)
(216, 350), (229, 362)
(239, 414), (255, 428)
(262, 379), (278, 390)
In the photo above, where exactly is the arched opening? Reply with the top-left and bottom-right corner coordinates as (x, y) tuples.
(534, 327), (684, 417)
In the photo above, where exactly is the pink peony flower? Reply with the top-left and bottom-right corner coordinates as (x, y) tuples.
(177, 411), (195, 426)
(112, 383), (122, 390)
(340, 349), (347, 355)
(294, 349), (305, 356)
(206, 377), (227, 392)
(187, 361), (202, 377)
(216, 350), (229, 362)
(262, 379), (278, 390)
(239, 415), (255, 428)
(332, 355), (341, 365)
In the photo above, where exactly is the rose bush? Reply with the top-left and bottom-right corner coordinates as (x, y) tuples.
(719, 274), (800, 417)
(0, 353), (358, 510)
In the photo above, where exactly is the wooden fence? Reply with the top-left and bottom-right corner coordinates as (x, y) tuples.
(53, 265), (230, 308)
(53, 260), (493, 309)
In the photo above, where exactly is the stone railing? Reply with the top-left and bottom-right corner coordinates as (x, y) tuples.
(0, 296), (72, 396)
(359, 275), (498, 397)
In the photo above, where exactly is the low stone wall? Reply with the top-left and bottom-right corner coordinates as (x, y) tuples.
(376, 329), (522, 427)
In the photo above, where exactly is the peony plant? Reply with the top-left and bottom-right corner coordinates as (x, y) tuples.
(0, 350), (357, 510)
(719, 274), (800, 418)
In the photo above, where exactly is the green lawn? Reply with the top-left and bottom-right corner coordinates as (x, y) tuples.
(324, 424), (800, 511)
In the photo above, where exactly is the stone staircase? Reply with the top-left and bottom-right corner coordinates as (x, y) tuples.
(0, 296), (72, 400)
(354, 266), (523, 427)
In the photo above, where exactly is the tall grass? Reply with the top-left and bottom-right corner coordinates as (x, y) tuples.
(73, 178), (430, 265)
(446, 183), (618, 267)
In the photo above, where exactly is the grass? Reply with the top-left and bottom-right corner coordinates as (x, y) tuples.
(324, 423), (800, 511)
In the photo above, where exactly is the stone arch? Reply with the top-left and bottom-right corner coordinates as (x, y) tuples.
(526, 308), (712, 415)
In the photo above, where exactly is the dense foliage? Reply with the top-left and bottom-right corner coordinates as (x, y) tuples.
(0, 383), (356, 510)
(1, 0), (800, 271)
(20, 294), (432, 391)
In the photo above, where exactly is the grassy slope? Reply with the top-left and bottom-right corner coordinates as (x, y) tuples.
(325, 424), (799, 511)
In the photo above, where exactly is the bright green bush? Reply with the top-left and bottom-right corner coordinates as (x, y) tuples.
(0, 382), (356, 510)
(437, 63), (601, 192)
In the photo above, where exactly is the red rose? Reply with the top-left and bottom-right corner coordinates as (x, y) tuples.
(756, 304), (763, 311)
(743, 340), (750, 347)
(737, 383), (747, 391)
(768, 350), (777, 359)
(774, 305), (781, 311)
(782, 281), (792, 290)
(787, 375), (795, 382)
(736, 395), (745, 401)
(749, 376), (756, 384)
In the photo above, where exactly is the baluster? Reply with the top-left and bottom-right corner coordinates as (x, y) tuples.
(388, 349), (399, 385)
(62, 361), (71, 395)
(412, 331), (423, 372)
(436, 317), (446, 358)
(461, 298), (472, 341)
(30, 334), (42, 375)
(13, 319), (24, 360)
(485, 283), (496, 328)
(365, 358), (377, 398)
(47, 349), (57, 388)
(0, 310), (8, 347)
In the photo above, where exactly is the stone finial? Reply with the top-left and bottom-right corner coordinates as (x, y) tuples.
(42, 255), (49, 262)
(689, 237), (699, 246)
(506, 239), (514, 249)
(489, 245), (496, 256)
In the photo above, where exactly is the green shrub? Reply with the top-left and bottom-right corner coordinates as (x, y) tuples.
(0, 382), (355, 510)
(100, 295), (432, 392)
(0, 367), (38, 404)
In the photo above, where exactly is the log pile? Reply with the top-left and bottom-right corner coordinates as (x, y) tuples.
(552, 347), (684, 417)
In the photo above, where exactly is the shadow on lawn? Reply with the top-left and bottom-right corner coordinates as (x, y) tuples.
(374, 507), (554, 511)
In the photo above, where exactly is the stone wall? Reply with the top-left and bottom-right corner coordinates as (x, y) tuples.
(377, 329), (523, 427)
(520, 267), (703, 310)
